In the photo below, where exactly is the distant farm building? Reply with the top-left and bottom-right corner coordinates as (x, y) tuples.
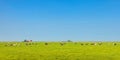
(24, 40), (32, 42)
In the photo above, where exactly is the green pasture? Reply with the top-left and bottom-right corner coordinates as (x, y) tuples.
(0, 42), (120, 60)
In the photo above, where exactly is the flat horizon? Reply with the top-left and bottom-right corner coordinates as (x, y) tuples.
(0, 0), (120, 41)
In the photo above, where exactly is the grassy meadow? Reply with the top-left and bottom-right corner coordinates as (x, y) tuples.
(0, 42), (120, 60)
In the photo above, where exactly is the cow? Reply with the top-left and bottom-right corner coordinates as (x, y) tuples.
(91, 43), (97, 45)
(60, 42), (66, 46)
(80, 43), (84, 45)
(5, 43), (19, 47)
(113, 43), (117, 46)
(98, 42), (102, 45)
(45, 42), (48, 45)
(10, 43), (17, 46)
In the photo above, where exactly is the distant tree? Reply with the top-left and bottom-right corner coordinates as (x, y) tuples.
(67, 40), (72, 42)
(24, 39), (27, 42)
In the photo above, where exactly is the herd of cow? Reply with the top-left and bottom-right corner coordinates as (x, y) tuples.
(4, 40), (118, 47)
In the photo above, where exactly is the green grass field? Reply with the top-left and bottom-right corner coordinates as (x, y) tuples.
(0, 42), (120, 60)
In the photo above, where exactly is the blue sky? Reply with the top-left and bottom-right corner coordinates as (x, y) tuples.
(0, 0), (120, 41)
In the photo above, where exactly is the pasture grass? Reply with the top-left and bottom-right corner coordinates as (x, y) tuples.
(0, 42), (120, 60)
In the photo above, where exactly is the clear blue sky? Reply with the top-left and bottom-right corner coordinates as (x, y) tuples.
(0, 0), (120, 41)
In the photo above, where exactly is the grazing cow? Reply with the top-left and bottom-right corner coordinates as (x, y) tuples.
(25, 43), (29, 46)
(5, 43), (20, 47)
(10, 43), (17, 46)
(98, 42), (102, 45)
(11, 44), (16, 46)
(91, 43), (96, 45)
(5, 44), (9, 47)
(60, 42), (66, 46)
(5, 42), (11, 46)
(45, 43), (48, 45)
(80, 43), (84, 45)
(113, 43), (117, 46)
(60, 43), (64, 46)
